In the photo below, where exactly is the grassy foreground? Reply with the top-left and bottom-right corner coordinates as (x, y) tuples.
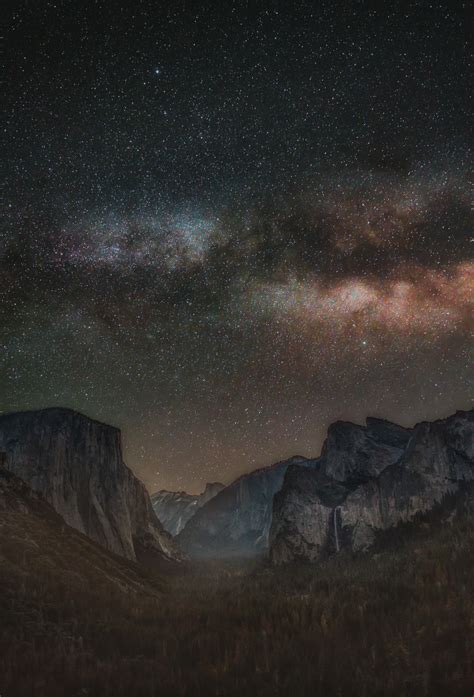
(1, 502), (473, 697)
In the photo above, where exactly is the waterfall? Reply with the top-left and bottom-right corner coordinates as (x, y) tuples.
(334, 506), (342, 552)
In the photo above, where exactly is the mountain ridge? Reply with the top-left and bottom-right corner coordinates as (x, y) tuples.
(270, 408), (474, 563)
(176, 455), (319, 557)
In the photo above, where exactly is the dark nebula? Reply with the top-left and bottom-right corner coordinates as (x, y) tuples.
(2, 1), (472, 491)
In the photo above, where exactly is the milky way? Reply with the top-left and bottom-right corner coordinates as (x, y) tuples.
(2, 2), (472, 492)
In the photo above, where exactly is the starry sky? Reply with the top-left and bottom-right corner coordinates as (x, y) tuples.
(2, 1), (472, 493)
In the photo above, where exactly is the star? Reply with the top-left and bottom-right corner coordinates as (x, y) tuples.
(2, 1), (472, 493)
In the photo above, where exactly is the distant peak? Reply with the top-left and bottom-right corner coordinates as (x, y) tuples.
(152, 489), (193, 499)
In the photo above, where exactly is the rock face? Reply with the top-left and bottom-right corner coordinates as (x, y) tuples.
(151, 482), (224, 535)
(270, 410), (474, 563)
(321, 418), (412, 484)
(0, 408), (178, 562)
(0, 457), (167, 605)
(177, 456), (318, 558)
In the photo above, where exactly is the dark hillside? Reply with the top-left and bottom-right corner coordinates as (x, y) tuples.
(1, 468), (473, 696)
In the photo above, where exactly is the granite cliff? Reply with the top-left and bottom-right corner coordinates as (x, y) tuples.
(0, 456), (167, 596)
(0, 408), (178, 562)
(270, 410), (474, 563)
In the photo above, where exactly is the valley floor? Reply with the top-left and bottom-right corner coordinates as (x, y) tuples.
(1, 508), (473, 697)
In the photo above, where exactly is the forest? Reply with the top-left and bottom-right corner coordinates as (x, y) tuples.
(1, 495), (473, 697)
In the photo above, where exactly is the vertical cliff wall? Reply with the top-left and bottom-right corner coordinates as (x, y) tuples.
(0, 408), (178, 562)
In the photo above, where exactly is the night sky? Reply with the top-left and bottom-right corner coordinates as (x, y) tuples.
(2, 1), (472, 493)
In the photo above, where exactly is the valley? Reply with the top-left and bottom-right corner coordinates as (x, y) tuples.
(1, 489), (473, 697)
(0, 407), (472, 696)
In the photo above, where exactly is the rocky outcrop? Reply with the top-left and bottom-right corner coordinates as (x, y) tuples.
(320, 417), (412, 484)
(341, 410), (474, 550)
(0, 408), (179, 562)
(270, 410), (474, 563)
(151, 482), (224, 535)
(177, 456), (318, 558)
